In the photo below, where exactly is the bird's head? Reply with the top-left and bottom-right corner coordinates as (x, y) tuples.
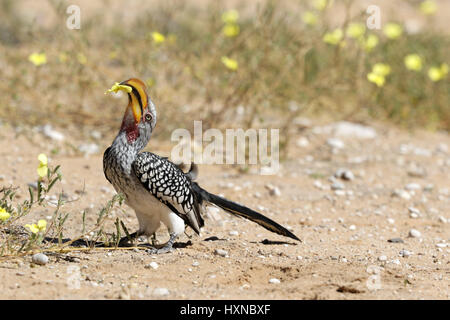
(107, 78), (157, 147)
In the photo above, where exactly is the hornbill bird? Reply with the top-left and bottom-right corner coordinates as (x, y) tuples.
(103, 78), (300, 254)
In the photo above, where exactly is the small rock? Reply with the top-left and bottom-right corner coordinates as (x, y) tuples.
(265, 184), (281, 197)
(296, 137), (309, 148)
(153, 288), (170, 297)
(335, 169), (354, 181)
(349, 225), (356, 231)
(331, 182), (345, 190)
(229, 230), (239, 236)
(269, 278), (281, 284)
(145, 262), (159, 270)
(378, 255), (387, 262)
(392, 189), (411, 200)
(388, 238), (404, 243)
(436, 243), (447, 248)
(399, 250), (412, 257)
(192, 261), (199, 267)
(214, 249), (228, 257)
(42, 124), (65, 141)
(405, 183), (421, 191)
(408, 229), (421, 238)
(438, 216), (447, 224)
(32, 253), (49, 265)
(327, 138), (345, 149)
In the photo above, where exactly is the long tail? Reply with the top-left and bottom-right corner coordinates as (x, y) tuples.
(192, 183), (300, 242)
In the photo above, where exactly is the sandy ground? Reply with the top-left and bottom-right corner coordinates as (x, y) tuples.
(0, 120), (448, 300)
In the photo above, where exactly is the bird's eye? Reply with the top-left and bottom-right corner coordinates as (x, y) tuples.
(145, 113), (152, 121)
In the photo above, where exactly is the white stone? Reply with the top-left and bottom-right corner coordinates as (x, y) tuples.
(145, 262), (159, 270)
(408, 229), (421, 238)
(214, 249), (228, 257)
(32, 253), (49, 265)
(153, 288), (169, 296)
(269, 278), (281, 284)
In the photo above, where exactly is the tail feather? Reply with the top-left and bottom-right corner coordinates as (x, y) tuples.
(193, 183), (300, 242)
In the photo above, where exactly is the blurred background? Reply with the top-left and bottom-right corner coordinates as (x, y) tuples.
(0, 0), (449, 154)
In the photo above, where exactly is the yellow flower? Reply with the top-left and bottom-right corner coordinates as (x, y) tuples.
(367, 73), (385, 87)
(361, 34), (379, 52)
(222, 23), (240, 37)
(37, 153), (48, 178)
(383, 23), (403, 40)
(313, 0), (332, 11)
(151, 32), (165, 44)
(373, 63), (391, 76)
(367, 63), (391, 87)
(25, 224), (39, 234)
(105, 82), (133, 95)
(77, 53), (87, 65)
(428, 63), (449, 82)
(221, 10), (239, 24)
(323, 28), (343, 45)
(346, 23), (365, 39)
(24, 219), (47, 234)
(404, 54), (423, 71)
(420, 0), (437, 15)
(37, 219), (47, 231)
(0, 207), (10, 222)
(221, 56), (238, 71)
(302, 11), (318, 26)
(58, 52), (69, 63)
(28, 53), (47, 66)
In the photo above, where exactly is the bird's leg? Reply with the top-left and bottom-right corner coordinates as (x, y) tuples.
(146, 232), (177, 254)
(150, 233), (158, 247)
(118, 231), (140, 247)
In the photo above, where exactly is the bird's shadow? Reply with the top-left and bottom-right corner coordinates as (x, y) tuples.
(43, 237), (193, 249)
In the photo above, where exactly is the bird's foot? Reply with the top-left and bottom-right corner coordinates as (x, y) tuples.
(118, 231), (139, 247)
(146, 233), (177, 255)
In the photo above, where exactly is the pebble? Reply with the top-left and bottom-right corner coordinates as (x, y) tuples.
(42, 124), (65, 141)
(296, 137), (309, 147)
(214, 249), (228, 257)
(399, 250), (412, 257)
(269, 278), (281, 284)
(378, 255), (387, 262)
(192, 261), (200, 267)
(408, 229), (421, 238)
(392, 189), (411, 200)
(335, 169), (354, 181)
(145, 262), (159, 270)
(438, 216), (447, 224)
(436, 243), (447, 248)
(32, 253), (49, 265)
(388, 238), (404, 243)
(153, 288), (170, 297)
(331, 182), (345, 190)
(349, 225), (356, 231)
(229, 230), (239, 236)
(327, 138), (345, 149)
(405, 183), (421, 191)
(265, 184), (281, 197)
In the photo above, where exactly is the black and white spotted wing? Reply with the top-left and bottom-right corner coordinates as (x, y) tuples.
(132, 152), (204, 234)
